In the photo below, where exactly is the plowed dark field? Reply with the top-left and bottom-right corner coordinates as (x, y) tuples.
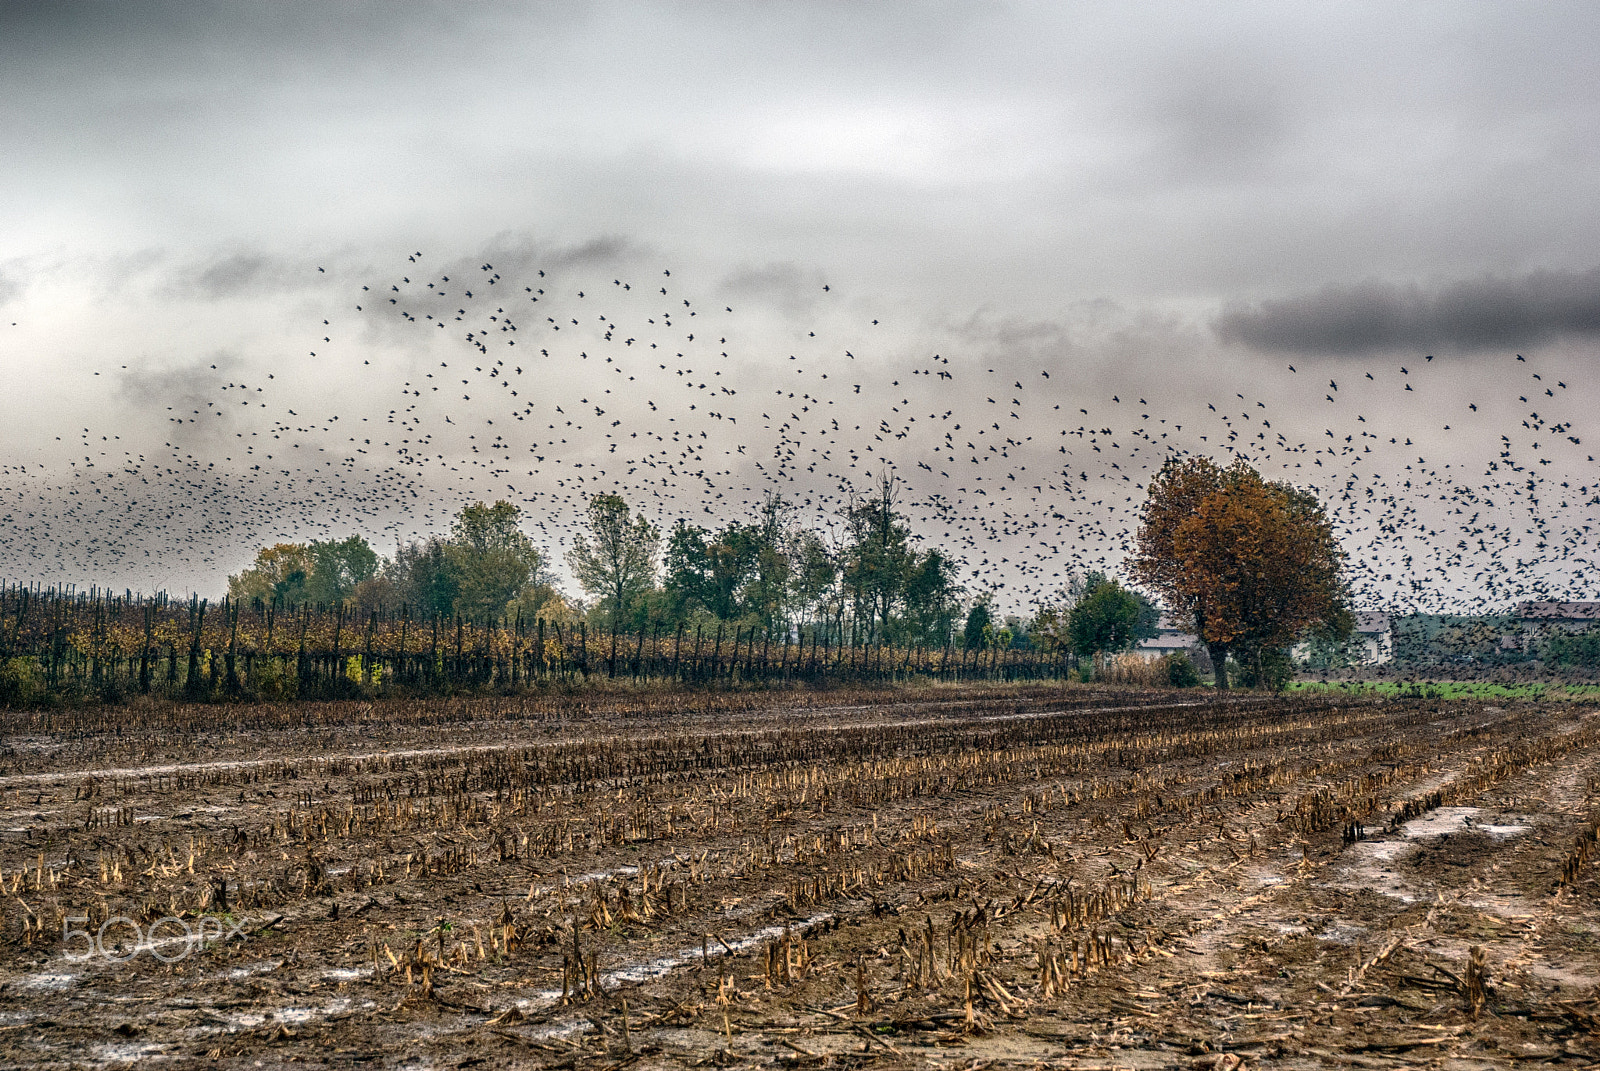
(2, 684), (1598, 1069)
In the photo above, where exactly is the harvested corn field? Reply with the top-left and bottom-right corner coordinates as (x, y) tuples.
(2, 684), (1599, 1069)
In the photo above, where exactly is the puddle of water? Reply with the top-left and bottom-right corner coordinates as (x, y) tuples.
(224, 960), (278, 980)
(213, 999), (352, 1031)
(18, 972), (76, 990)
(602, 911), (835, 987)
(1400, 806), (1528, 840)
(1339, 841), (1420, 903)
(93, 1040), (167, 1066)
(1316, 923), (1368, 944)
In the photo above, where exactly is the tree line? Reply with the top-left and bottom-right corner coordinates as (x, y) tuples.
(0, 458), (1356, 703)
(227, 476), (981, 655)
(225, 458), (1354, 689)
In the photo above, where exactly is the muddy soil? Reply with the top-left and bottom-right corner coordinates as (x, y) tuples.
(0, 686), (1597, 1070)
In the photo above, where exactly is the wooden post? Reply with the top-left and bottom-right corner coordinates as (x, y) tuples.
(609, 616), (619, 679)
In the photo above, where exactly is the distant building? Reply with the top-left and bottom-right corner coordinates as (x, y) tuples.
(1289, 610), (1391, 665)
(1136, 614), (1200, 659)
(1508, 601), (1600, 653)
(1351, 611), (1393, 664)
(1514, 601), (1600, 630)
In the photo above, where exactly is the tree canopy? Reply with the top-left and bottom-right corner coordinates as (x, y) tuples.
(1065, 576), (1147, 662)
(227, 538), (375, 607)
(1131, 457), (1350, 689)
(567, 494), (661, 630)
(445, 500), (544, 620)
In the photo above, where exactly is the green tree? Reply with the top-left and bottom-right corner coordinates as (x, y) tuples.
(660, 494), (801, 637)
(1547, 626), (1600, 668)
(662, 520), (754, 622)
(841, 473), (917, 643)
(1066, 577), (1144, 664)
(446, 500), (544, 620)
(386, 538), (459, 621)
(744, 493), (796, 636)
(791, 530), (840, 641)
(963, 600), (992, 651)
(567, 494), (660, 631)
(227, 543), (312, 605)
(902, 550), (961, 647)
(304, 535), (380, 606)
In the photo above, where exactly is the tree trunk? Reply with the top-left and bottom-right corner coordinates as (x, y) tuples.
(1209, 642), (1229, 690)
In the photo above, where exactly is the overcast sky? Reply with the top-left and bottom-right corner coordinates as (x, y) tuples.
(3, 2), (1599, 611)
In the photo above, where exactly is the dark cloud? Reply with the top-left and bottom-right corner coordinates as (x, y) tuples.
(1214, 266), (1600, 355)
(117, 351), (245, 447)
(0, 267), (20, 307)
(423, 233), (643, 285)
(718, 262), (828, 319)
(179, 252), (307, 300)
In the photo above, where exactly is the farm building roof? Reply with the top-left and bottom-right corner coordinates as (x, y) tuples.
(1515, 601), (1600, 622)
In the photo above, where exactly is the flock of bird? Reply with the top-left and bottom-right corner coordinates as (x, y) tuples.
(0, 247), (1594, 618)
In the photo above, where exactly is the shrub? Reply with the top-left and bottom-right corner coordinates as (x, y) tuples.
(1165, 652), (1201, 688)
(0, 657), (44, 707)
(250, 657), (296, 700)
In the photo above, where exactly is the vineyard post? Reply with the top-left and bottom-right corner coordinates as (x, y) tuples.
(711, 623), (724, 685)
(608, 617), (618, 679)
(511, 610), (522, 687)
(186, 597), (205, 698)
(226, 598), (241, 697)
(430, 614), (440, 688)
(139, 602), (154, 694)
(296, 605), (310, 692)
(453, 616), (464, 685)
(399, 607), (410, 687)
(332, 604), (346, 694)
(363, 611), (377, 689)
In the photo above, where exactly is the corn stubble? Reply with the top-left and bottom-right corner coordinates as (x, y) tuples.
(0, 685), (1595, 1064)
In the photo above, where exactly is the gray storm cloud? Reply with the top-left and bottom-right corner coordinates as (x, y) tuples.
(1214, 266), (1600, 356)
(4, 3), (1600, 607)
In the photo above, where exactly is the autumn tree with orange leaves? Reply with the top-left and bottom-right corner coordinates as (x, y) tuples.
(1131, 457), (1351, 690)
